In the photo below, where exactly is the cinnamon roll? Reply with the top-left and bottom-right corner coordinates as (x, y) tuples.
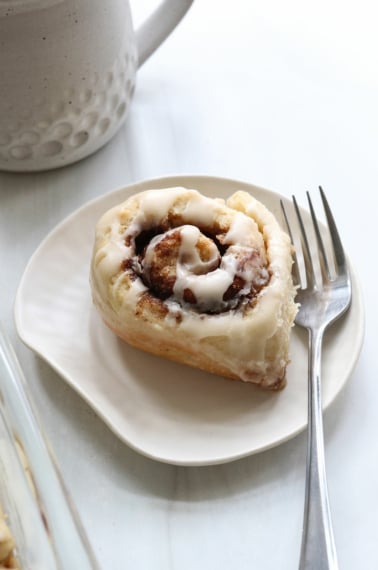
(90, 187), (297, 390)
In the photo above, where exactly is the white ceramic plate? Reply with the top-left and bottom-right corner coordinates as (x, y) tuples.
(14, 175), (364, 466)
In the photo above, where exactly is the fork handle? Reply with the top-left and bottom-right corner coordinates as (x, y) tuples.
(299, 328), (338, 570)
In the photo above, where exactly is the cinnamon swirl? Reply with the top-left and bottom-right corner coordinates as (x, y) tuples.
(90, 187), (297, 390)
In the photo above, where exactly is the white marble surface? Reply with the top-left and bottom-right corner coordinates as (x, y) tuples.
(0, 0), (376, 568)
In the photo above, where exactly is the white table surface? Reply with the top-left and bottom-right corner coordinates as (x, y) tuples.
(0, 1), (375, 568)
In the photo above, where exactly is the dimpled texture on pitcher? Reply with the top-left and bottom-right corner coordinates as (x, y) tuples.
(0, 48), (137, 171)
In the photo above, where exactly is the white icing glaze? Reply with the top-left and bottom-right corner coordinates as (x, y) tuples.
(173, 224), (235, 310)
(181, 194), (223, 227)
(224, 211), (262, 248)
(174, 265), (234, 311)
(125, 188), (221, 241)
(176, 225), (219, 274)
(136, 189), (181, 225)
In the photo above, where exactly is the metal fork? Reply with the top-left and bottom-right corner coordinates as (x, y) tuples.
(281, 187), (352, 570)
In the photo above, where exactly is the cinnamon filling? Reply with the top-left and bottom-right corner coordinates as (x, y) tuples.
(123, 223), (270, 314)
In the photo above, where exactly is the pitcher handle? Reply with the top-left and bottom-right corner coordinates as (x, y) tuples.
(135, 0), (194, 67)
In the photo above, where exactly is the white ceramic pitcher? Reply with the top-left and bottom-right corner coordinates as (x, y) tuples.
(0, 0), (193, 171)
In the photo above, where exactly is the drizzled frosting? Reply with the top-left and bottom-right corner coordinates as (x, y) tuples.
(96, 189), (270, 314)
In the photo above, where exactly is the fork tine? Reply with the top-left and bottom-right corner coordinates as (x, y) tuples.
(292, 195), (316, 288)
(280, 199), (301, 286)
(319, 186), (348, 274)
(306, 191), (331, 281)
